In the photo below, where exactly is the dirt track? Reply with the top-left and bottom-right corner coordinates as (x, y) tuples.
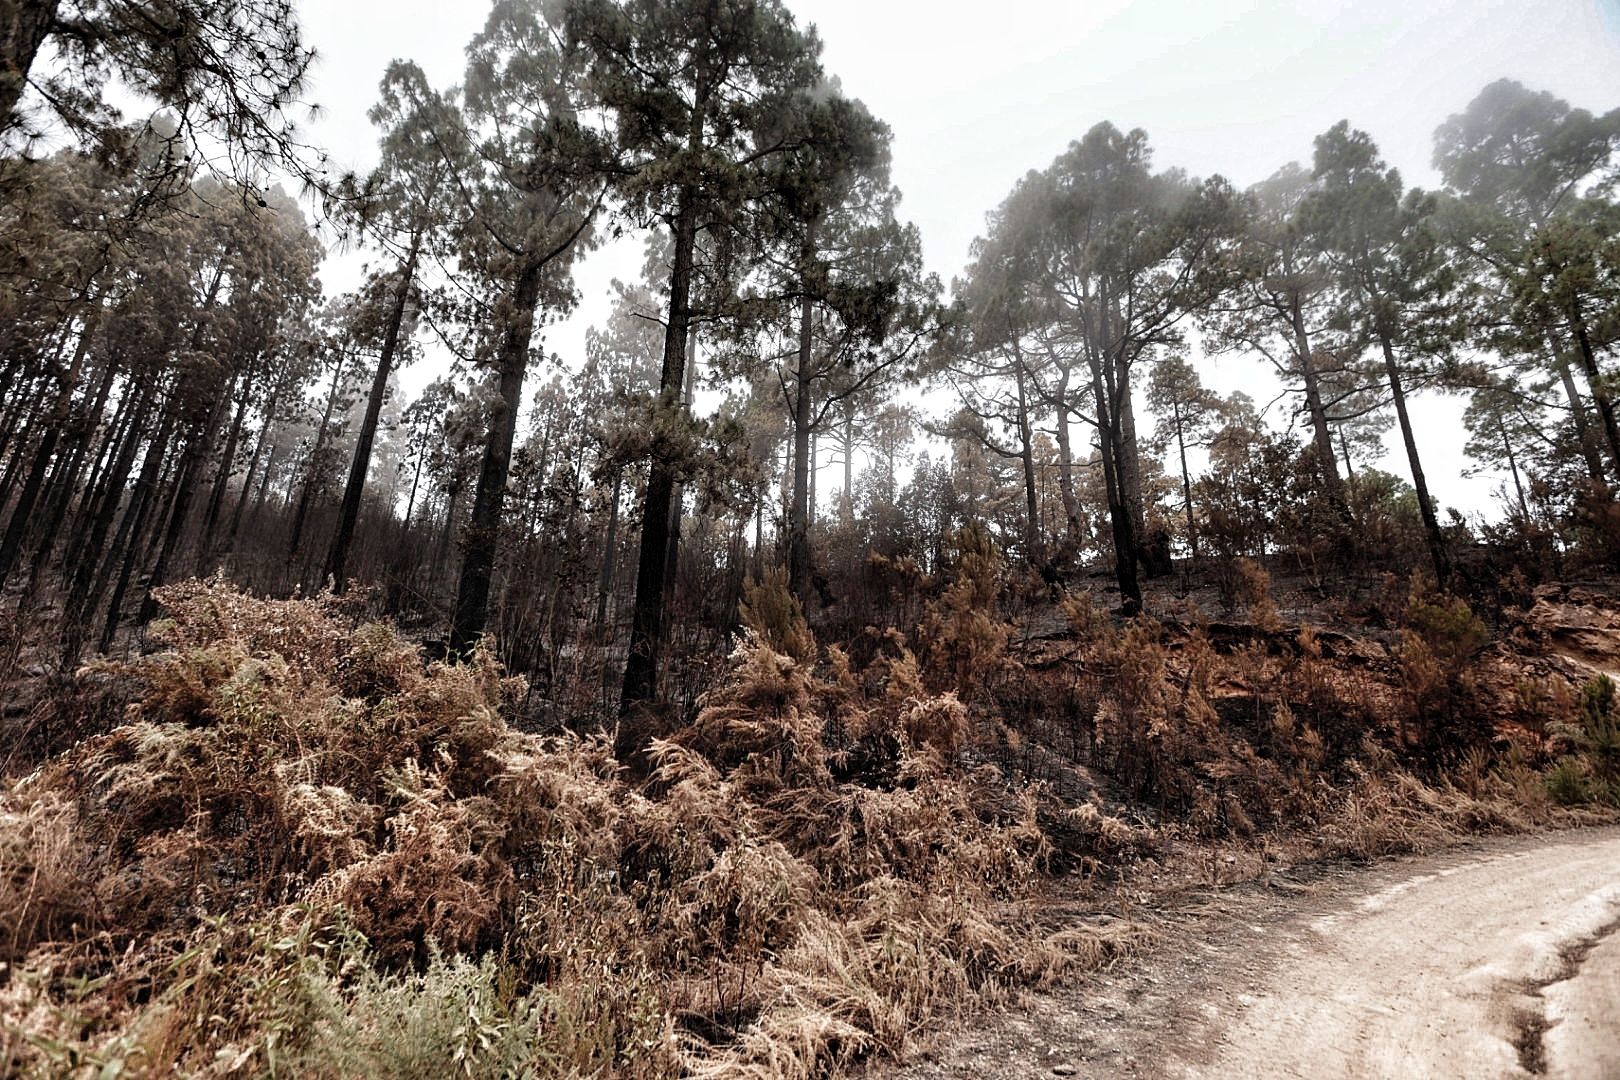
(881, 828), (1620, 1079)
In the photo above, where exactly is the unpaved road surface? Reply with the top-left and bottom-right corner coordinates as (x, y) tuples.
(881, 828), (1620, 1079)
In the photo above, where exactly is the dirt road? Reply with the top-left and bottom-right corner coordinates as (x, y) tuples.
(881, 828), (1620, 1079)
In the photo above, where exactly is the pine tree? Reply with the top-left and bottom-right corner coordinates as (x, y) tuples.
(322, 62), (457, 591)
(569, 0), (830, 715)
(1305, 121), (1459, 586)
(1145, 354), (1222, 562)
(3, 0), (316, 185)
(1434, 80), (1620, 491)
(440, 0), (608, 655)
(1204, 163), (1357, 544)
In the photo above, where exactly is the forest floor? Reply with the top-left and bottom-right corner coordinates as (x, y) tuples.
(7, 566), (1620, 1077)
(874, 826), (1620, 1080)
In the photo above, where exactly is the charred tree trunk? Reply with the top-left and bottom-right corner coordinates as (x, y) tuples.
(1052, 365), (1083, 543)
(753, 493), (765, 579)
(449, 256), (544, 656)
(229, 386), (281, 548)
(94, 407), (178, 654)
(140, 434), (204, 618)
(1500, 417), (1531, 523)
(143, 364), (235, 614)
(662, 332), (697, 612)
(1173, 406), (1197, 562)
(788, 232), (817, 604)
(1290, 299), (1356, 538)
(435, 483), (461, 589)
(1569, 308), (1620, 482)
(29, 372), (109, 587)
(1092, 296), (1142, 614)
(1094, 393), (1141, 612)
(69, 364), (133, 550)
(135, 249), (232, 605)
(0, 295), (99, 586)
(0, 0), (60, 132)
(1118, 360), (1146, 549)
(1015, 361), (1040, 562)
(621, 187), (698, 713)
(197, 383), (250, 572)
(1548, 333), (1606, 487)
(400, 444), (423, 533)
(596, 465), (622, 630)
(65, 381), (155, 619)
(327, 239), (419, 591)
(1377, 329), (1450, 587)
(841, 405), (855, 521)
(287, 350), (347, 560)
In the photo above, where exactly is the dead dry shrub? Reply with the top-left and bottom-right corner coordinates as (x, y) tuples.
(1037, 600), (1397, 841)
(0, 791), (95, 968)
(1310, 758), (1541, 862)
(1235, 558), (1283, 631)
(1212, 557), (1280, 626)
(1084, 618), (1325, 835)
(1059, 589), (1107, 642)
(916, 526), (1012, 700)
(0, 578), (1144, 1079)
(739, 568), (816, 664)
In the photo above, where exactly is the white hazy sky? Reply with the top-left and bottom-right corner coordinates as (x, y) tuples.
(292, 0), (1620, 519)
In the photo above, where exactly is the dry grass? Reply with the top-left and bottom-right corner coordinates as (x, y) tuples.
(0, 576), (1144, 1078)
(3, 566), (1612, 1078)
(1025, 583), (1613, 852)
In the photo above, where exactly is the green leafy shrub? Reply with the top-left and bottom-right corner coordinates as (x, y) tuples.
(1546, 676), (1620, 807)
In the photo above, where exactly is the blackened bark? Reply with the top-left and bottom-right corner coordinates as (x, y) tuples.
(1094, 364), (1142, 614)
(1570, 310), (1620, 481)
(1052, 364), (1083, 542)
(1549, 334), (1606, 486)
(661, 332), (698, 611)
(1174, 405), (1197, 562)
(66, 361), (131, 560)
(65, 381), (153, 617)
(197, 385), (249, 572)
(1092, 291), (1142, 613)
(287, 350), (346, 560)
(435, 483), (461, 587)
(229, 386), (280, 546)
(621, 187), (698, 712)
(449, 256), (544, 656)
(596, 466), (622, 628)
(1500, 417), (1531, 522)
(95, 407), (177, 654)
(0, 0), (60, 133)
(788, 254), (815, 602)
(840, 407), (853, 520)
(1290, 296), (1355, 538)
(1015, 361), (1040, 561)
(1377, 330), (1450, 586)
(140, 437), (204, 619)
(0, 295), (99, 586)
(327, 239), (419, 591)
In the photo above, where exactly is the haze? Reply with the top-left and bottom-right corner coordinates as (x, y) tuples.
(296, 0), (1620, 515)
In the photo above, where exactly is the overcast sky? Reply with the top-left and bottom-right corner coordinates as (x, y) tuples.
(292, 0), (1620, 519)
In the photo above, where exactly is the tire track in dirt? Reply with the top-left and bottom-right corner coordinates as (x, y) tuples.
(879, 828), (1620, 1080)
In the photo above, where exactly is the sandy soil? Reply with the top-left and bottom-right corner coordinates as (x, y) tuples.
(876, 828), (1620, 1079)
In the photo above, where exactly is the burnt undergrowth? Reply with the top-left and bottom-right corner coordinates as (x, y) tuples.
(2, 548), (1616, 1078)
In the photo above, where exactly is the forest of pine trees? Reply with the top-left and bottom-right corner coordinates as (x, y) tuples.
(2, 0), (1615, 718)
(1, 3), (1619, 1076)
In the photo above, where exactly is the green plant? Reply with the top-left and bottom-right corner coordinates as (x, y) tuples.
(1545, 676), (1620, 807)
